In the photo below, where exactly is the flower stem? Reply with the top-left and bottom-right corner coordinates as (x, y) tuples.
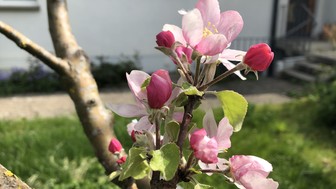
(193, 57), (201, 86)
(172, 51), (193, 84)
(200, 168), (230, 174)
(198, 63), (245, 91)
(176, 95), (199, 151)
(154, 112), (161, 150)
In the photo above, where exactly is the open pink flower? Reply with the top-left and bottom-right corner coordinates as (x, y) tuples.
(229, 155), (279, 189)
(243, 43), (274, 71)
(190, 111), (233, 164)
(164, 0), (243, 57)
(190, 128), (219, 163)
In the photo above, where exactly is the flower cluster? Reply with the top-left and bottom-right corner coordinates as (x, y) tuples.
(107, 0), (277, 188)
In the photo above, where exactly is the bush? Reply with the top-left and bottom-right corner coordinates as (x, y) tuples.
(312, 81), (336, 129)
(0, 54), (142, 96)
(0, 59), (62, 96)
(91, 54), (141, 89)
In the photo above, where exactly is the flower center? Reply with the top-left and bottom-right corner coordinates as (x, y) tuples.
(203, 22), (219, 38)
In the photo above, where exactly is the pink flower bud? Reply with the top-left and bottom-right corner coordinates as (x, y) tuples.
(108, 138), (123, 154)
(190, 129), (219, 164)
(243, 43), (274, 71)
(147, 69), (172, 109)
(156, 31), (175, 48)
(117, 156), (127, 164)
(229, 155), (279, 189)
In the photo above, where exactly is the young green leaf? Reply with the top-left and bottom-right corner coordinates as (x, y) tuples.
(182, 83), (204, 97)
(119, 147), (150, 181)
(164, 121), (180, 142)
(149, 143), (180, 180)
(216, 90), (248, 132)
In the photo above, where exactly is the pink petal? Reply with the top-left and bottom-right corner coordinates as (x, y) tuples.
(216, 158), (230, 170)
(217, 10), (244, 44)
(219, 59), (246, 80)
(195, 34), (228, 56)
(126, 70), (150, 101)
(134, 116), (155, 133)
(108, 104), (147, 117)
(238, 171), (279, 189)
(182, 9), (203, 47)
(220, 49), (246, 62)
(196, 0), (220, 26)
(190, 129), (207, 150)
(127, 119), (138, 136)
(166, 87), (182, 106)
(215, 117), (233, 149)
(163, 24), (186, 46)
(172, 112), (184, 123)
(194, 136), (219, 164)
(198, 161), (217, 176)
(229, 155), (273, 179)
(203, 110), (217, 138)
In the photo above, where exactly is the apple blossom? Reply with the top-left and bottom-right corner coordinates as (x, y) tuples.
(229, 155), (279, 189)
(163, 0), (243, 57)
(190, 111), (233, 164)
(243, 43), (274, 72)
(147, 69), (173, 109)
(108, 138), (123, 154)
(190, 128), (219, 163)
(156, 31), (175, 48)
(116, 156), (127, 164)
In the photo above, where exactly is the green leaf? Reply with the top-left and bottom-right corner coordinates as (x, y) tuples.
(149, 143), (179, 180)
(119, 147), (150, 181)
(216, 90), (248, 132)
(164, 121), (180, 142)
(195, 184), (214, 189)
(174, 92), (189, 107)
(182, 83), (204, 97)
(141, 77), (151, 89)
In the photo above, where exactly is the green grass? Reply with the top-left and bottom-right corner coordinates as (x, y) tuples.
(0, 100), (335, 188)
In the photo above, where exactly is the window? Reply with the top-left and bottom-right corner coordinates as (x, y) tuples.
(0, 0), (39, 10)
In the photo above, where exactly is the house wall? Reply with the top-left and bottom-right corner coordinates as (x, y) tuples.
(0, 0), (273, 72)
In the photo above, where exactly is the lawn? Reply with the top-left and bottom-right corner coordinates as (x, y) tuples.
(0, 99), (335, 189)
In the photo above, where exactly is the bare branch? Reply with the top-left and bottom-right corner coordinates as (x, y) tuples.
(47, 0), (80, 59)
(0, 164), (31, 189)
(0, 21), (68, 74)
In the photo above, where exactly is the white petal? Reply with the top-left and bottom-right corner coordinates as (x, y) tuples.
(134, 116), (155, 133)
(182, 9), (203, 47)
(108, 104), (147, 117)
(219, 59), (246, 80)
(216, 117), (233, 149)
(163, 24), (186, 46)
(203, 110), (217, 138)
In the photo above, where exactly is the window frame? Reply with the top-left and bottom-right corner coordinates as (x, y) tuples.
(0, 0), (39, 10)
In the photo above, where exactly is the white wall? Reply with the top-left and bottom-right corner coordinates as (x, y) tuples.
(0, 0), (273, 72)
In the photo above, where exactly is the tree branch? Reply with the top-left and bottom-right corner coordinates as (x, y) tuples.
(0, 21), (68, 74)
(0, 164), (31, 189)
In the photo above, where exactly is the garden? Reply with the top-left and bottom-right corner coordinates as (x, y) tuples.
(1, 0), (336, 188)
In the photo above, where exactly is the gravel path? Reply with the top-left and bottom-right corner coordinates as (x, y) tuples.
(0, 77), (302, 120)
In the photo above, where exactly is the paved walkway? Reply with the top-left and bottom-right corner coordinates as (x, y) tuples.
(0, 77), (302, 120)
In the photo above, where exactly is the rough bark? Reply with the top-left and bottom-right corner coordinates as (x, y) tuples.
(0, 0), (150, 188)
(0, 164), (31, 189)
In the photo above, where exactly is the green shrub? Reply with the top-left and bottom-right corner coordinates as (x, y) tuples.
(91, 54), (141, 89)
(312, 81), (336, 129)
